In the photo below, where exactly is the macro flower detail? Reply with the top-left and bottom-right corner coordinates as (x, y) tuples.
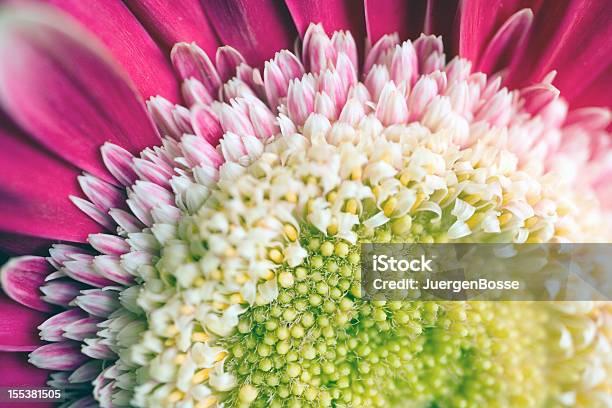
(0, 1), (611, 408)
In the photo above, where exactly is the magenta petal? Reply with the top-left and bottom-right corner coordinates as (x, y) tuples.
(124, 0), (220, 57)
(44, 0), (180, 101)
(0, 6), (161, 182)
(0, 352), (50, 388)
(458, 0), (527, 63)
(422, 0), (460, 49)
(526, 0), (612, 104)
(1, 256), (53, 312)
(571, 71), (612, 110)
(203, 0), (297, 67)
(286, 0), (366, 51)
(364, 0), (426, 43)
(0, 128), (103, 241)
(0, 353), (53, 408)
(0, 233), (51, 256)
(477, 9), (533, 74)
(0, 293), (47, 352)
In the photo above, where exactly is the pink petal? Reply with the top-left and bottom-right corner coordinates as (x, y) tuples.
(64, 317), (103, 341)
(314, 92), (337, 120)
(72, 289), (120, 318)
(171, 42), (222, 96)
(224, 78), (256, 100)
(286, 0), (366, 52)
(1, 256), (53, 312)
(100, 143), (138, 187)
(335, 51), (358, 89)
(88, 234), (130, 256)
(48, 245), (93, 269)
(180, 135), (224, 168)
(77, 174), (126, 212)
(131, 181), (175, 210)
(338, 99), (364, 128)
(69, 196), (116, 231)
(409, 75), (439, 121)
(364, 0), (426, 43)
(0, 127), (103, 241)
(414, 34), (445, 74)
(109, 208), (145, 234)
(237, 64), (266, 100)
(133, 158), (173, 188)
(520, 82), (560, 116)
(0, 6), (160, 182)
(44, 0), (180, 101)
(123, 0), (220, 56)
(287, 77), (315, 125)
(216, 46), (248, 82)
(63, 260), (116, 288)
(0, 352), (50, 390)
(319, 69), (348, 112)
(191, 104), (224, 146)
(69, 360), (103, 383)
(365, 65), (391, 102)
(93, 255), (133, 286)
(147, 98), (194, 142)
(565, 107), (612, 131)
(390, 41), (418, 85)
(264, 59), (291, 110)
(477, 9), (533, 74)
(182, 78), (215, 107)
(40, 279), (86, 307)
(82, 338), (116, 359)
(363, 33), (399, 77)
(38, 308), (87, 342)
(0, 293), (47, 352)
(29, 341), (89, 371)
(219, 102), (256, 137)
(376, 83), (409, 126)
(203, 0), (297, 67)
(248, 103), (279, 140)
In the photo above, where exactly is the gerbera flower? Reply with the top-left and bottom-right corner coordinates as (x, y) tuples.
(0, 1), (611, 407)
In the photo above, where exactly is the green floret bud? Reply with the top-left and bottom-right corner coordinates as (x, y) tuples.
(219, 228), (561, 407)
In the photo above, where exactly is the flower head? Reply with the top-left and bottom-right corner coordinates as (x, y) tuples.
(0, 1), (611, 407)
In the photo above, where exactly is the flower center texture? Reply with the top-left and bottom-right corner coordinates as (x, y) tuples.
(6, 23), (611, 408)
(129, 115), (596, 407)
